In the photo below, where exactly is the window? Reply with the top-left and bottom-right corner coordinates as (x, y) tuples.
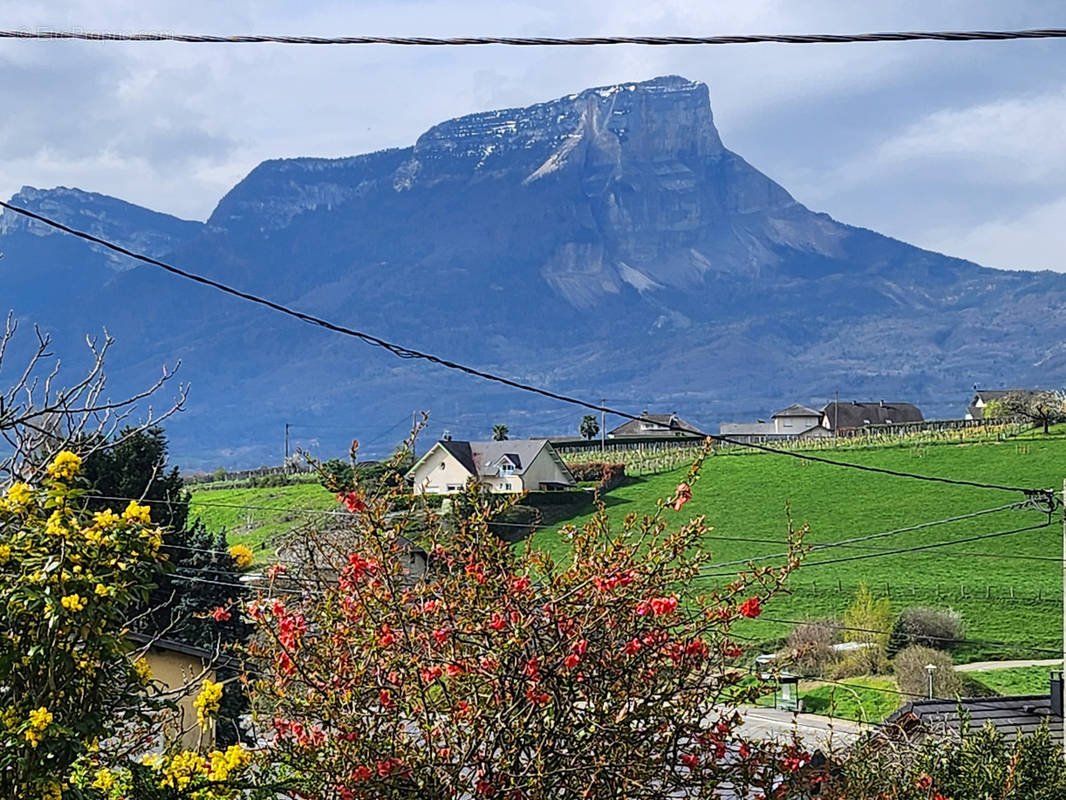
(504, 482), (513, 491)
(499, 461), (515, 476)
(445, 484), (462, 492)
(439, 462), (446, 470)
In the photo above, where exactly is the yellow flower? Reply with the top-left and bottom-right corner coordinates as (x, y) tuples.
(82, 526), (105, 544)
(91, 768), (117, 791)
(141, 753), (164, 769)
(193, 679), (224, 728)
(161, 750), (206, 790)
(28, 706), (53, 730)
(94, 583), (111, 596)
(41, 781), (62, 800)
(61, 593), (86, 612)
(0, 543), (11, 564)
(208, 744), (251, 782)
(92, 509), (121, 529)
(228, 544), (254, 570)
(5, 482), (33, 509)
(123, 500), (152, 524)
(132, 657), (152, 685)
(24, 706), (52, 748)
(46, 450), (82, 481)
(46, 510), (71, 537)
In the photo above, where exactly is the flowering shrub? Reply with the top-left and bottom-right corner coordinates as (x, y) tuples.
(248, 447), (812, 799)
(228, 544), (255, 570)
(0, 452), (166, 797)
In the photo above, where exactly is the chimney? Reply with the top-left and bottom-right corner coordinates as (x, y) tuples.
(1051, 670), (1063, 718)
(879, 400), (885, 408)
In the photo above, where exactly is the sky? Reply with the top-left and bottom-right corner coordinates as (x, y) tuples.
(1, 1), (1065, 271)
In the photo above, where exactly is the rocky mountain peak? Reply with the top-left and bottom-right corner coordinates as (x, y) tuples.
(0, 185), (201, 268)
(408, 76), (723, 184)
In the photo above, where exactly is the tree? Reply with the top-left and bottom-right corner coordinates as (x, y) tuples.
(842, 583), (893, 674)
(247, 449), (815, 799)
(996, 389), (1066, 434)
(0, 313), (185, 483)
(491, 423), (509, 441)
(0, 451), (166, 796)
(579, 414), (600, 441)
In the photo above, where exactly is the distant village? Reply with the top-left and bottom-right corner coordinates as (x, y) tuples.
(405, 388), (1032, 496)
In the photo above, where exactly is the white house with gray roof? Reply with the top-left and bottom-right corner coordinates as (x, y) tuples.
(405, 439), (576, 495)
(719, 403), (830, 443)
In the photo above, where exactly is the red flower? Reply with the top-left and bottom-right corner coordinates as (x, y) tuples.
(489, 612), (506, 631)
(649, 596), (678, 616)
(739, 596), (762, 619)
(511, 575), (531, 593)
(433, 627), (450, 645)
(915, 775), (932, 790)
(211, 606), (231, 622)
(379, 625), (396, 647)
(525, 656), (540, 681)
(379, 689), (393, 708)
(623, 638), (642, 656)
(336, 491), (367, 513)
(672, 482), (693, 511)
(265, 563), (286, 580)
(564, 654), (581, 669)
(351, 765), (372, 782)
(681, 753), (700, 769)
(446, 662), (464, 677)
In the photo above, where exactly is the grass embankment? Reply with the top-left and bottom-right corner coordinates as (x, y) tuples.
(188, 483), (337, 559)
(534, 434), (1066, 662)
(966, 663), (1064, 696)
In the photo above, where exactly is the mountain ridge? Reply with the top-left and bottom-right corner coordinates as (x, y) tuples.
(3, 75), (1066, 468)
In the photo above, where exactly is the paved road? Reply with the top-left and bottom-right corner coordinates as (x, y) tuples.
(738, 706), (868, 749)
(956, 658), (1062, 673)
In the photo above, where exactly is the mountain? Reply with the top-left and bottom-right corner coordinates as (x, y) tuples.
(3, 75), (1066, 469)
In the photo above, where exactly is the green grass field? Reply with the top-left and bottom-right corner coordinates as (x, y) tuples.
(966, 663), (1063, 696)
(188, 483), (337, 559)
(532, 435), (1066, 662)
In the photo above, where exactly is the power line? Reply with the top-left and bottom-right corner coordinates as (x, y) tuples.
(2, 28), (1066, 47)
(0, 200), (1053, 501)
(702, 500), (1037, 569)
(700, 519), (1055, 578)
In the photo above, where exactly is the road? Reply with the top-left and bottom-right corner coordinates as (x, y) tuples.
(955, 658), (1062, 673)
(738, 706), (868, 749)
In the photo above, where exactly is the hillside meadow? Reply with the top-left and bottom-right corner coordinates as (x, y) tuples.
(533, 434), (1066, 662)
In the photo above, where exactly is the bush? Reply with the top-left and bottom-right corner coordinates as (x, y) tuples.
(888, 606), (965, 655)
(786, 619), (839, 675)
(566, 462), (626, 491)
(894, 645), (962, 699)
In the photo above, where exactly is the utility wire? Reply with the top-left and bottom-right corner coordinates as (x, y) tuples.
(2, 28), (1066, 47)
(701, 519), (1055, 578)
(702, 500), (1037, 569)
(0, 200), (1053, 500)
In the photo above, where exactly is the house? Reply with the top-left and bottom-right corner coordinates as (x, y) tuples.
(882, 671), (1063, 746)
(606, 412), (705, 439)
(966, 388), (1037, 420)
(820, 401), (924, 432)
(127, 632), (224, 749)
(719, 404), (832, 443)
(405, 439), (576, 495)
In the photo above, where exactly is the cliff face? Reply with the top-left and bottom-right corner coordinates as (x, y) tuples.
(4, 76), (1066, 468)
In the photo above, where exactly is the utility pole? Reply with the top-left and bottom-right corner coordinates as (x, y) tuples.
(600, 398), (606, 452)
(834, 390), (839, 441)
(284, 423), (290, 463)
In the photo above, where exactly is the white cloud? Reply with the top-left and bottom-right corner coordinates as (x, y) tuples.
(876, 90), (1066, 184)
(921, 195), (1066, 272)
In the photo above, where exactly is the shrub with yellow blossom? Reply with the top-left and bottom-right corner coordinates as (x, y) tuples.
(0, 451), (169, 798)
(227, 544), (254, 571)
